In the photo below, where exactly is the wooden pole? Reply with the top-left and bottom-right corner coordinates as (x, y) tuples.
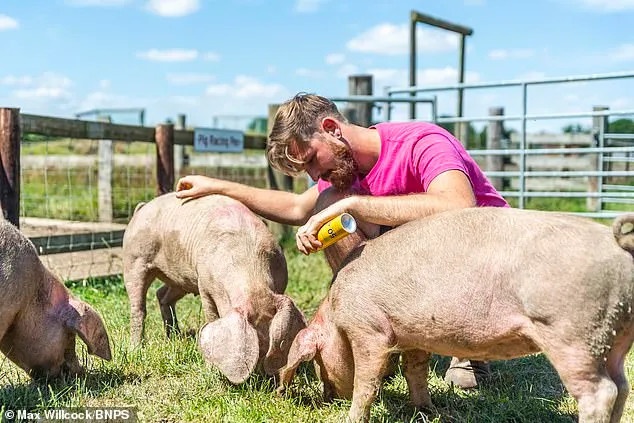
(346, 75), (373, 127)
(155, 123), (175, 195)
(173, 114), (187, 177)
(486, 107), (504, 190)
(97, 115), (113, 223)
(0, 108), (20, 227)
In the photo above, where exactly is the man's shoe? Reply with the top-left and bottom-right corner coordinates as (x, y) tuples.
(444, 357), (491, 389)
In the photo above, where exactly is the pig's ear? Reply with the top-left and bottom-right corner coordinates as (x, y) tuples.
(276, 326), (318, 393)
(263, 295), (307, 376)
(198, 311), (259, 384)
(66, 297), (112, 361)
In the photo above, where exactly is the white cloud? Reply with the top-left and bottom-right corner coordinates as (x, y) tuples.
(1, 75), (33, 86)
(488, 48), (535, 60)
(137, 49), (198, 62)
(607, 43), (634, 62)
(166, 73), (215, 85)
(206, 76), (287, 99)
(571, 0), (634, 12)
(65, 0), (130, 6)
(325, 53), (345, 65)
(9, 73), (73, 101)
(347, 23), (458, 55)
(146, 0), (200, 17)
(336, 64), (360, 79)
(294, 0), (329, 13)
(0, 14), (19, 30)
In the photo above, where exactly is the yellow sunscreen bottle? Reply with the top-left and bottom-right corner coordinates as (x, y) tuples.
(316, 213), (357, 250)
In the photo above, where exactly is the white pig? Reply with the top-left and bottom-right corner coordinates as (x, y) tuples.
(0, 218), (112, 378)
(278, 207), (634, 423)
(122, 193), (306, 384)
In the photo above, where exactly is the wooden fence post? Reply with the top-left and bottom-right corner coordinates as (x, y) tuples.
(173, 114), (187, 178)
(155, 123), (175, 195)
(486, 107), (505, 191)
(266, 104), (293, 240)
(587, 105), (608, 212)
(345, 74), (373, 127)
(97, 116), (113, 223)
(0, 108), (20, 227)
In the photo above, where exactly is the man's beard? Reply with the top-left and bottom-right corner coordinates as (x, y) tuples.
(326, 139), (359, 191)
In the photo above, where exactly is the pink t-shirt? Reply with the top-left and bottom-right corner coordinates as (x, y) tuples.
(317, 121), (509, 208)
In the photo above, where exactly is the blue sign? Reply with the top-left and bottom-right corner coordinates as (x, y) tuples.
(193, 128), (244, 153)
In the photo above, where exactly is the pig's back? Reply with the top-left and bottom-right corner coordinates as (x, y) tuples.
(331, 207), (634, 346)
(123, 193), (284, 290)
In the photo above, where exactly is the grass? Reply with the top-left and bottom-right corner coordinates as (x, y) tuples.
(1, 239), (633, 423)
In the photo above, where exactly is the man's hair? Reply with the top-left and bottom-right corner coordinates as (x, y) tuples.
(267, 93), (347, 176)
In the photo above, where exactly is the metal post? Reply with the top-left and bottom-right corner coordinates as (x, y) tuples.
(486, 107), (504, 190)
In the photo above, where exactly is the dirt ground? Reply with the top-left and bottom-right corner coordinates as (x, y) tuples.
(20, 217), (127, 281)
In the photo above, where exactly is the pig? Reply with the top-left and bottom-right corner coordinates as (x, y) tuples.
(278, 207), (634, 423)
(0, 218), (112, 379)
(122, 192), (306, 384)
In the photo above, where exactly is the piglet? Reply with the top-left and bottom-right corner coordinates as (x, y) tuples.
(0, 218), (112, 378)
(279, 207), (634, 423)
(122, 193), (306, 384)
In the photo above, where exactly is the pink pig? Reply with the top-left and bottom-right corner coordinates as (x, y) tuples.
(0, 218), (111, 378)
(279, 207), (634, 423)
(122, 193), (306, 384)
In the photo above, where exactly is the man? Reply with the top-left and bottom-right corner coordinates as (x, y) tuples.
(176, 93), (509, 389)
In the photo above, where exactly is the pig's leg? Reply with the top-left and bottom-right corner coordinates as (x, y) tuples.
(156, 284), (187, 338)
(124, 261), (156, 346)
(605, 330), (634, 423)
(347, 339), (392, 423)
(545, 345), (617, 423)
(402, 349), (433, 409)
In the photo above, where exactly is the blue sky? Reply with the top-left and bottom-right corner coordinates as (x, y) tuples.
(1, 0), (634, 132)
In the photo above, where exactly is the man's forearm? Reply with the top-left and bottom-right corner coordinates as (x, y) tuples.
(346, 193), (474, 227)
(219, 181), (309, 226)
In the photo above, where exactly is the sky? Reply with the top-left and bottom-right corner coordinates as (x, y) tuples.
(1, 0), (634, 133)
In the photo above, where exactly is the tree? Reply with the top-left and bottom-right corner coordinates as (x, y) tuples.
(609, 118), (634, 134)
(562, 124), (591, 134)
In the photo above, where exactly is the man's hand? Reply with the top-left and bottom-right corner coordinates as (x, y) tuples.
(175, 175), (221, 199)
(295, 198), (353, 255)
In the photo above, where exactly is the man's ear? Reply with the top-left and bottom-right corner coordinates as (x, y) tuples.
(321, 117), (339, 136)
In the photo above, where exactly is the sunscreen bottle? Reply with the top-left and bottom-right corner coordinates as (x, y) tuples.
(316, 213), (357, 250)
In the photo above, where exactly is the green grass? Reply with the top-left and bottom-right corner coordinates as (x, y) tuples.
(1, 242), (633, 423)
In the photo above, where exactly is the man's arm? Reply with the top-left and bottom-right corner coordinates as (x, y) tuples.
(176, 175), (319, 226)
(296, 170), (475, 253)
(348, 170), (476, 226)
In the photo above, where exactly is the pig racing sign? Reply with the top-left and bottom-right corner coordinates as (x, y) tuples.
(193, 127), (244, 153)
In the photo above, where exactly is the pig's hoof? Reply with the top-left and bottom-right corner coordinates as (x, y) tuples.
(444, 358), (491, 389)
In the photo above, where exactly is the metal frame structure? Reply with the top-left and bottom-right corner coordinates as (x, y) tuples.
(383, 70), (634, 218)
(409, 10), (473, 120)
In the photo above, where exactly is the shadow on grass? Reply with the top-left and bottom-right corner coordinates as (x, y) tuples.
(376, 354), (576, 423)
(277, 353), (576, 422)
(0, 366), (133, 410)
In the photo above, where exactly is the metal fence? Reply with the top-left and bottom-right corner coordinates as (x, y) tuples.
(335, 71), (634, 219)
